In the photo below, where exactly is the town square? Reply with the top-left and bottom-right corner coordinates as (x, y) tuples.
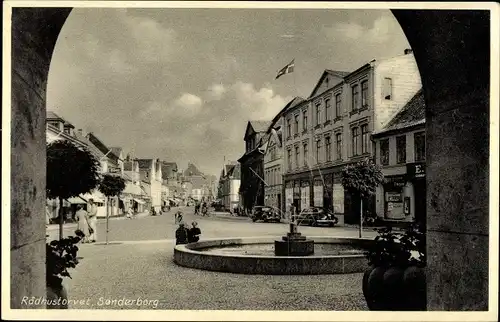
(3, 2), (498, 321)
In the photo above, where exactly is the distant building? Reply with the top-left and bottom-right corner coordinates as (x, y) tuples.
(238, 120), (271, 211)
(137, 158), (163, 213)
(372, 89), (426, 225)
(218, 162), (241, 212)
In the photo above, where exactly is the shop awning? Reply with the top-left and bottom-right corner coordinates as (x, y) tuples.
(133, 198), (146, 204)
(66, 196), (87, 204)
(80, 193), (104, 203)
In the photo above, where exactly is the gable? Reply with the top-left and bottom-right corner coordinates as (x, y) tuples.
(309, 70), (349, 99)
(244, 122), (255, 141)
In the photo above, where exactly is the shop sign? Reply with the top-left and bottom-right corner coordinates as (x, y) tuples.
(407, 163), (425, 178)
(385, 175), (406, 188)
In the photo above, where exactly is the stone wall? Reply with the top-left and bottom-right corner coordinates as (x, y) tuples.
(10, 8), (71, 309)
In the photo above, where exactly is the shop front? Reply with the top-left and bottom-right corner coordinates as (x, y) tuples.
(300, 180), (310, 211)
(381, 175), (415, 223)
(313, 177), (323, 208)
(406, 162), (426, 225)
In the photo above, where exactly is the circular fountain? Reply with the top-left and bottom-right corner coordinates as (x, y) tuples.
(174, 216), (374, 275)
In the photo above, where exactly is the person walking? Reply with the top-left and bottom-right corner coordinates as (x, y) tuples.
(175, 223), (189, 245)
(87, 199), (98, 243)
(75, 204), (90, 243)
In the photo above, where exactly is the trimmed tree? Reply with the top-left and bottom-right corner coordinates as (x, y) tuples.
(47, 140), (100, 240)
(341, 158), (385, 238)
(98, 174), (126, 244)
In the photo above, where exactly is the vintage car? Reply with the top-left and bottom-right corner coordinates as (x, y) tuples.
(294, 207), (339, 227)
(251, 206), (281, 223)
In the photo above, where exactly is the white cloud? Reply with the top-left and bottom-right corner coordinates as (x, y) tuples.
(207, 84), (227, 100)
(175, 93), (203, 112)
(325, 15), (399, 45)
(231, 82), (290, 120)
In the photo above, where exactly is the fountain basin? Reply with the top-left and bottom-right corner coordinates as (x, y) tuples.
(173, 236), (374, 275)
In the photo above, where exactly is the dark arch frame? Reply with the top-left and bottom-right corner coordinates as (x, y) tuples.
(9, 7), (491, 311)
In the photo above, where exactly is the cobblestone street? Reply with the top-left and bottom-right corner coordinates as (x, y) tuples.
(55, 207), (377, 310)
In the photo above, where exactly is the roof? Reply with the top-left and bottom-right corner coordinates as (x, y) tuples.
(309, 69), (350, 98)
(47, 111), (64, 121)
(137, 159), (153, 169)
(249, 120), (271, 133)
(373, 89), (425, 136)
(269, 97), (305, 129)
(110, 147), (123, 159)
(47, 111), (75, 128)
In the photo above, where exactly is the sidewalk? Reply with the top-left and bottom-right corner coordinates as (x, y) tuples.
(46, 212), (150, 231)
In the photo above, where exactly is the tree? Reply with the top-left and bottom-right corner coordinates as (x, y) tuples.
(47, 140), (100, 240)
(341, 158), (385, 238)
(98, 174), (126, 244)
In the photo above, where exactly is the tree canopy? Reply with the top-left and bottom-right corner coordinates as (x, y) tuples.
(98, 174), (126, 197)
(341, 158), (385, 199)
(46, 140), (100, 200)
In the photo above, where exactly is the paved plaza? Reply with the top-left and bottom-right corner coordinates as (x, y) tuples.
(51, 207), (378, 310)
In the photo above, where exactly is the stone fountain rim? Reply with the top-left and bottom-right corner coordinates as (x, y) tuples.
(175, 236), (374, 259)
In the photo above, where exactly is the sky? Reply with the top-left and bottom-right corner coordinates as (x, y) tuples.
(47, 8), (411, 177)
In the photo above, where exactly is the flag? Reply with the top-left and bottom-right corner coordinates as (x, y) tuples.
(275, 59), (295, 79)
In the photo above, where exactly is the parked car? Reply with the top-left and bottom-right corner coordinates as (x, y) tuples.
(294, 207), (339, 227)
(251, 206), (281, 223)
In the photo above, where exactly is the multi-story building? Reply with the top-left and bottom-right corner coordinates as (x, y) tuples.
(263, 97), (304, 218)
(123, 157), (148, 213)
(238, 121), (271, 212)
(218, 162), (241, 212)
(372, 89), (426, 225)
(137, 158), (163, 213)
(283, 50), (422, 224)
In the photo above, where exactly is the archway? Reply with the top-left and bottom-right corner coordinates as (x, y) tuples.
(9, 7), (491, 310)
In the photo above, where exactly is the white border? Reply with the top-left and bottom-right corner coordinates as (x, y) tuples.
(2, 1), (499, 321)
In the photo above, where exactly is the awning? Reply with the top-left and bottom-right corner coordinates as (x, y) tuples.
(66, 196), (87, 204)
(133, 198), (146, 204)
(80, 193), (104, 203)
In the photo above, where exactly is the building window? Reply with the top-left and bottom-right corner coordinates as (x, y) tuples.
(361, 80), (369, 108)
(287, 119), (291, 138)
(380, 139), (389, 165)
(295, 146), (300, 169)
(352, 127), (360, 156)
(335, 94), (342, 118)
(316, 139), (322, 163)
(414, 132), (426, 161)
(361, 124), (369, 154)
(294, 114), (300, 134)
(325, 98), (331, 122)
(396, 135), (406, 164)
(383, 78), (392, 100)
(316, 103), (321, 126)
(335, 133), (342, 160)
(325, 136), (332, 162)
(287, 149), (292, 170)
(303, 143), (308, 166)
(303, 110), (308, 132)
(352, 85), (359, 111)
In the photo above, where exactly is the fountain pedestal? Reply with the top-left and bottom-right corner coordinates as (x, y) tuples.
(274, 223), (314, 256)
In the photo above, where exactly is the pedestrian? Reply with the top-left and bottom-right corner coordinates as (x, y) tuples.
(87, 199), (98, 243)
(188, 221), (201, 243)
(174, 211), (183, 224)
(175, 223), (189, 245)
(126, 206), (133, 219)
(75, 204), (90, 243)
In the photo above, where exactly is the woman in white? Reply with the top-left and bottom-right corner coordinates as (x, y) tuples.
(87, 199), (98, 242)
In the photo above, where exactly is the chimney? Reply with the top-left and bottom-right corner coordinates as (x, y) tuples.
(404, 48), (413, 55)
(77, 129), (83, 136)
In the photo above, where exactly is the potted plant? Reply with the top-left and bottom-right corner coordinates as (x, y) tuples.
(362, 224), (426, 310)
(46, 231), (84, 309)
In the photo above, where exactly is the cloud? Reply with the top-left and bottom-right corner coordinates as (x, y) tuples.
(324, 15), (399, 45)
(206, 84), (227, 100)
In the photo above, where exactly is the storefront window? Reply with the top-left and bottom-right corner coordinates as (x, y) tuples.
(414, 132), (426, 161)
(396, 135), (406, 164)
(380, 139), (389, 165)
